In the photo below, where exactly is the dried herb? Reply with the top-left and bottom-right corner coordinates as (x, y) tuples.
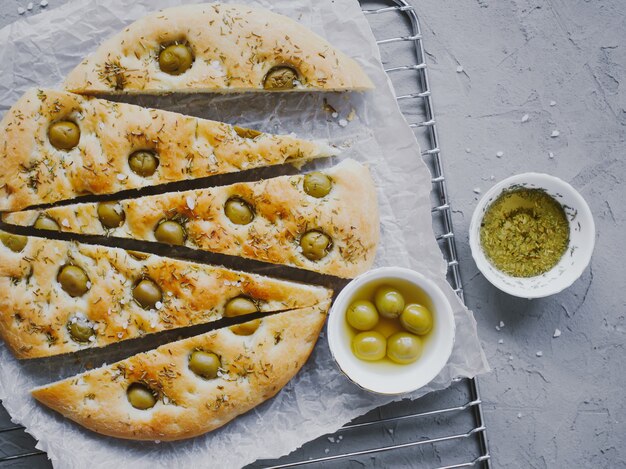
(480, 188), (569, 277)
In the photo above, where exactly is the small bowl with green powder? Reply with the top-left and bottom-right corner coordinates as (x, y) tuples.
(469, 173), (595, 298)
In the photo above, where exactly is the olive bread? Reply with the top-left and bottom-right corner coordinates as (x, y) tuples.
(31, 303), (329, 440)
(64, 4), (373, 94)
(0, 232), (332, 359)
(6, 159), (379, 278)
(0, 88), (337, 211)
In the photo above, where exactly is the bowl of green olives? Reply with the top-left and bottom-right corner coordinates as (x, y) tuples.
(328, 267), (455, 395)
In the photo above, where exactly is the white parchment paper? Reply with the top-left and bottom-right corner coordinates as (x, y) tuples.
(0, 0), (489, 467)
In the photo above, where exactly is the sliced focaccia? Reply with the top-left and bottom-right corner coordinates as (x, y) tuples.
(0, 232), (331, 359)
(6, 159), (379, 278)
(0, 88), (336, 212)
(64, 3), (373, 94)
(32, 303), (329, 441)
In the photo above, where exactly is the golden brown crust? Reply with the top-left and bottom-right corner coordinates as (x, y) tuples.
(0, 88), (337, 211)
(64, 3), (373, 94)
(0, 234), (331, 359)
(31, 304), (329, 441)
(6, 159), (379, 278)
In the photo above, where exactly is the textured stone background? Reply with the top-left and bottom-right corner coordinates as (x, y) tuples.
(0, 0), (624, 467)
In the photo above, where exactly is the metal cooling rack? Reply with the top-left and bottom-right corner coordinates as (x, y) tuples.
(0, 0), (490, 467)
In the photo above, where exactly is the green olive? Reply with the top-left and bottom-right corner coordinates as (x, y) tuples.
(346, 300), (379, 331)
(225, 297), (260, 335)
(154, 220), (186, 245)
(188, 350), (221, 379)
(48, 121), (80, 150)
(33, 215), (60, 231)
(97, 201), (125, 229)
(387, 332), (422, 364)
(128, 150), (159, 177)
(300, 231), (332, 261)
(303, 172), (332, 198)
(159, 43), (194, 75)
(352, 331), (386, 361)
(263, 66), (299, 90)
(57, 265), (90, 297)
(0, 232), (27, 252)
(400, 304), (434, 335)
(224, 198), (254, 225)
(234, 126), (262, 139)
(132, 278), (162, 309)
(67, 315), (94, 343)
(374, 285), (405, 319)
(127, 383), (157, 410)
(225, 297), (258, 317)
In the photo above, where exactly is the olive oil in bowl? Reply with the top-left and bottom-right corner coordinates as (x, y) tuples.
(480, 188), (569, 278)
(328, 267), (456, 395)
(341, 278), (436, 369)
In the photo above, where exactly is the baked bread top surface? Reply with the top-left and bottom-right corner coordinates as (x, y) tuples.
(0, 88), (335, 211)
(64, 3), (373, 94)
(6, 159), (380, 278)
(31, 303), (329, 441)
(0, 233), (331, 359)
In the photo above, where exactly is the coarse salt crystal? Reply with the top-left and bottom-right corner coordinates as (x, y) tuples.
(155, 301), (163, 310)
(498, 339), (504, 344)
(496, 151), (504, 158)
(86, 281), (92, 289)
(88, 335), (96, 342)
(61, 218), (70, 227)
(324, 449), (330, 454)
(40, 0), (48, 6)
(549, 152), (555, 159)
(331, 112), (338, 119)
(499, 321), (505, 328)
(553, 328), (561, 338)
(473, 187), (481, 194)
(327, 437), (335, 443)
(517, 412), (523, 419)
(186, 196), (196, 210)
(550, 100), (556, 106)
(117, 332), (123, 338)
(167, 291), (173, 296)
(521, 114), (529, 123)
(17, 7), (26, 14)
(117, 173), (127, 181)
(456, 65), (464, 73)
(551, 130), (560, 137)
(27, 3), (34, 11)
(338, 119), (348, 128)
(490, 175), (495, 180)
(536, 351), (543, 357)
(508, 355), (514, 361)
(465, 148), (471, 153)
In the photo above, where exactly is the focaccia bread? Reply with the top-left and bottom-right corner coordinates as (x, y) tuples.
(6, 159), (379, 278)
(32, 303), (329, 441)
(0, 231), (331, 359)
(64, 3), (373, 94)
(0, 88), (337, 212)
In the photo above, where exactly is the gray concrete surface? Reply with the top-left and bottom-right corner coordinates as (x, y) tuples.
(0, 0), (624, 468)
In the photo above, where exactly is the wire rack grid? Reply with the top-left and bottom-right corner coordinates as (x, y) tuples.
(0, 1), (490, 467)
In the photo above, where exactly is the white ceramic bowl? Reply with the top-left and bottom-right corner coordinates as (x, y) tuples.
(469, 173), (595, 299)
(327, 267), (455, 395)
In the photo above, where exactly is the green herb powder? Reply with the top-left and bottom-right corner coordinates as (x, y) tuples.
(480, 188), (569, 277)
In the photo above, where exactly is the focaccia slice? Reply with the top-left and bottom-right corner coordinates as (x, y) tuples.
(64, 3), (373, 94)
(0, 88), (337, 211)
(0, 232), (331, 359)
(6, 159), (379, 278)
(32, 303), (329, 441)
